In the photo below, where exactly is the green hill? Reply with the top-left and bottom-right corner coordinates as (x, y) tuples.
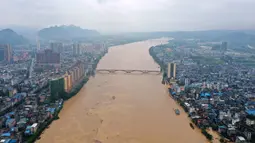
(0, 29), (28, 45)
(38, 25), (100, 41)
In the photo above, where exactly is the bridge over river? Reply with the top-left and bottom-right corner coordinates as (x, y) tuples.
(96, 69), (161, 74)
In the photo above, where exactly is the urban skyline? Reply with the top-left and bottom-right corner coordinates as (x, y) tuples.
(0, 0), (255, 142)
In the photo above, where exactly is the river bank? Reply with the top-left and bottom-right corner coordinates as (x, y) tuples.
(26, 77), (91, 143)
(149, 45), (221, 143)
(25, 50), (108, 143)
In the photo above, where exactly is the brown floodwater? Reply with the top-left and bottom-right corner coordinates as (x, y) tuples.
(38, 39), (207, 143)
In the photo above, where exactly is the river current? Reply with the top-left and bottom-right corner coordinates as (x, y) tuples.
(38, 39), (207, 143)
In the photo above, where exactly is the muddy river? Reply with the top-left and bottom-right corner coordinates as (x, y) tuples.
(38, 39), (207, 143)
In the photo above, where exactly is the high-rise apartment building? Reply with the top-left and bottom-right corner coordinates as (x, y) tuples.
(73, 43), (81, 56)
(185, 78), (189, 86)
(64, 73), (72, 92)
(167, 63), (176, 79)
(36, 36), (40, 51)
(0, 44), (12, 63)
(50, 77), (65, 99)
(221, 42), (227, 51)
(221, 42), (228, 55)
(50, 42), (63, 53)
(36, 49), (60, 65)
(69, 61), (85, 84)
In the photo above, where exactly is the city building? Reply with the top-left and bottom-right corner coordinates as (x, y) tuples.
(68, 61), (85, 86)
(185, 78), (189, 86)
(63, 73), (72, 93)
(36, 49), (60, 66)
(36, 36), (40, 51)
(221, 42), (228, 51)
(49, 61), (85, 95)
(0, 44), (12, 63)
(235, 136), (246, 143)
(167, 63), (176, 79)
(50, 77), (65, 97)
(221, 42), (228, 55)
(73, 43), (81, 56)
(50, 42), (63, 53)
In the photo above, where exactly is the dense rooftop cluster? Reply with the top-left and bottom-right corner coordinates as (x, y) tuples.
(150, 39), (255, 143)
(0, 43), (107, 143)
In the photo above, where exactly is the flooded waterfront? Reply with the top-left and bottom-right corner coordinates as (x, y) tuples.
(38, 39), (207, 143)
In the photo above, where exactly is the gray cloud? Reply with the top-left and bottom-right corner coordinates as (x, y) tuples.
(0, 0), (255, 33)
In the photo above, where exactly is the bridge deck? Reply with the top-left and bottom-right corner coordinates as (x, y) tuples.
(96, 69), (161, 74)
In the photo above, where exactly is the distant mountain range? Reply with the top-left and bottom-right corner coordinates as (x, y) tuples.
(0, 25), (38, 42)
(0, 25), (100, 45)
(1, 25), (255, 48)
(0, 29), (28, 45)
(125, 30), (255, 48)
(38, 25), (100, 41)
(215, 32), (255, 45)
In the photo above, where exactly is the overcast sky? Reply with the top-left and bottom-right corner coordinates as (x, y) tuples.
(1, 0), (255, 33)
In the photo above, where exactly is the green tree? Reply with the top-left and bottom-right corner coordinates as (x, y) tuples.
(211, 124), (218, 131)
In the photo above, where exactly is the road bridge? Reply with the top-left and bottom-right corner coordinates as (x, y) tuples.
(96, 69), (161, 74)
